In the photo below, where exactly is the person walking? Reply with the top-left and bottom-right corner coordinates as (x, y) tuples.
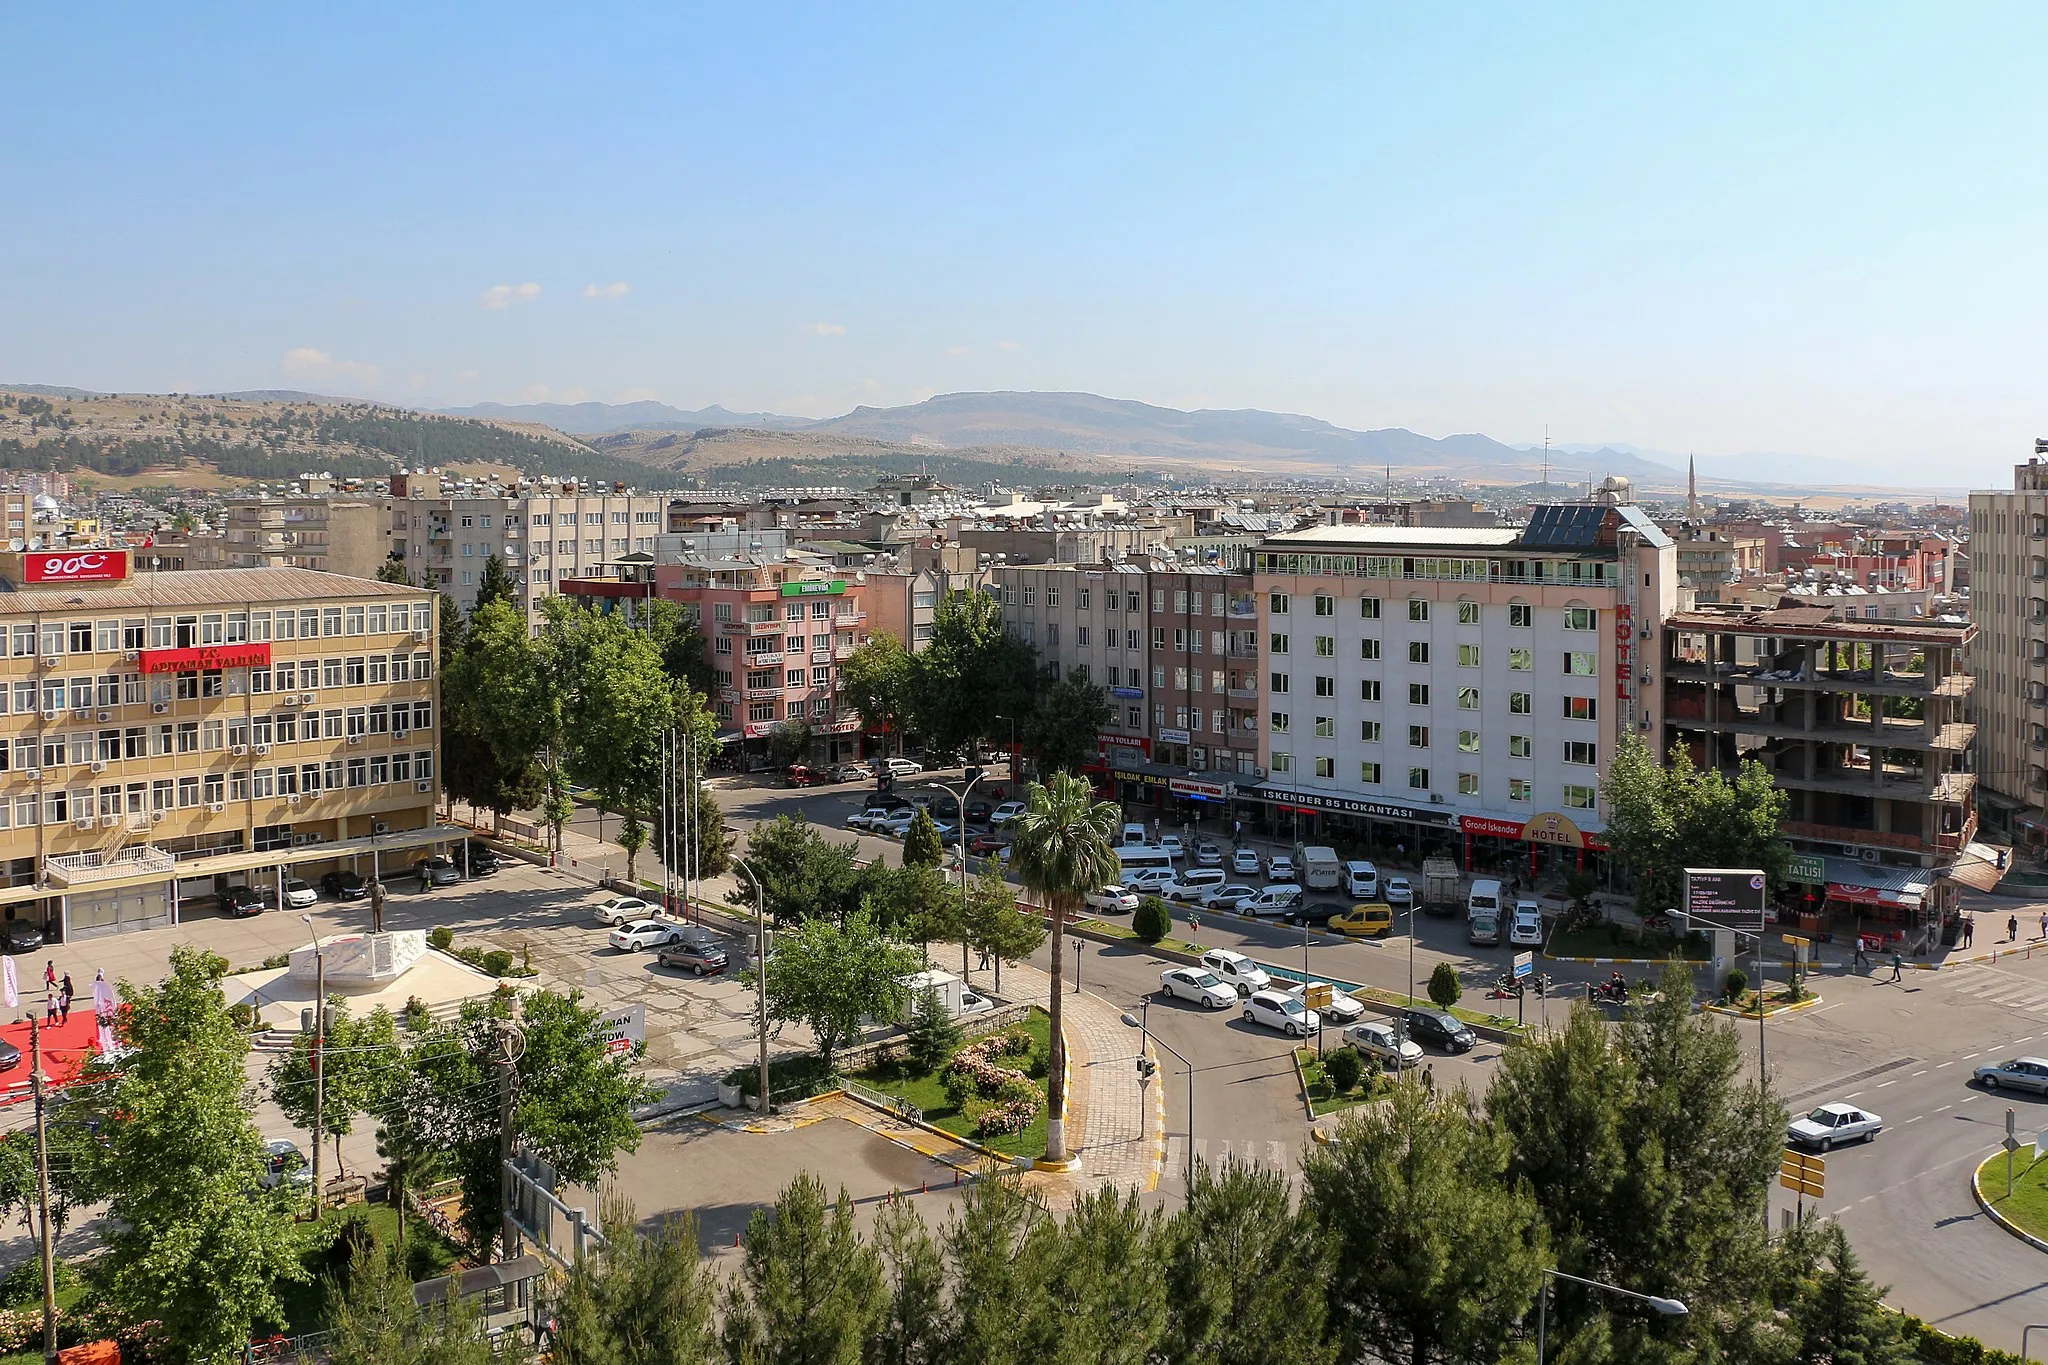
(1965, 916), (1976, 947)
(56, 976), (71, 1023)
(2038, 910), (2046, 941)
(1890, 950), (1904, 982)
(1853, 939), (1867, 971)
(40, 961), (54, 995)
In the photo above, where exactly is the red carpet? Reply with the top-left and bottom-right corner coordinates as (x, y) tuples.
(0, 1008), (106, 1105)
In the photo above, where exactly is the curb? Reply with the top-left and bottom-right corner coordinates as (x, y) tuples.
(1145, 1042), (1166, 1193)
(1292, 1048), (1316, 1121)
(1543, 954), (1704, 966)
(1972, 1153), (2048, 1254)
(834, 1087), (1032, 1171)
(1702, 993), (1826, 1021)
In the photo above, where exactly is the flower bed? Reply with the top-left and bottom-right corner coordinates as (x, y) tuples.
(943, 1029), (1045, 1138)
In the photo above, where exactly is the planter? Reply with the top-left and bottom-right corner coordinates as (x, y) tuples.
(716, 1081), (743, 1109)
(744, 1093), (764, 1112)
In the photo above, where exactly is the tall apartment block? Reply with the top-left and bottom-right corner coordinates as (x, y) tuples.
(217, 497), (391, 577)
(1248, 506), (1676, 876)
(0, 551), (449, 942)
(1968, 458), (2048, 846)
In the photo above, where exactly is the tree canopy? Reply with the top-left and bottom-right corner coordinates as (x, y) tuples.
(1601, 734), (1792, 917)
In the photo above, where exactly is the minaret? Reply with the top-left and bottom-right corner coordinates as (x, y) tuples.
(1687, 454), (1699, 519)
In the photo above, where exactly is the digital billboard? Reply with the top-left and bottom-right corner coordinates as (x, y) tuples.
(1683, 867), (1769, 931)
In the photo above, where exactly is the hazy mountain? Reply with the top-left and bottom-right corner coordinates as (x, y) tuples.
(436, 399), (811, 434)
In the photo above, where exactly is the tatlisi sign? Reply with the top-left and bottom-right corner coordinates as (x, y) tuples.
(19, 550), (131, 584)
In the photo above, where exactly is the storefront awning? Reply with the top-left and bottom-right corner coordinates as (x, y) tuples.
(1822, 856), (1933, 908)
(1237, 784), (1460, 828)
(1943, 841), (2013, 894)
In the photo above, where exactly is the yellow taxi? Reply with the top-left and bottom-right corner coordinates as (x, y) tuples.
(1328, 902), (1396, 939)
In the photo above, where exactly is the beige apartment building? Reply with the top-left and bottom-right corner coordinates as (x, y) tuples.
(0, 552), (451, 941)
(218, 497), (391, 577)
(1968, 456), (2048, 844)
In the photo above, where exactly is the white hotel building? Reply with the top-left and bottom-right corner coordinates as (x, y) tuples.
(1249, 505), (1677, 876)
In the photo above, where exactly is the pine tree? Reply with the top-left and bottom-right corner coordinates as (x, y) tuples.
(904, 984), (962, 1074)
(1786, 1222), (1911, 1365)
(550, 1190), (717, 1364)
(473, 552), (518, 612)
(1162, 1158), (1334, 1365)
(901, 807), (944, 868)
(870, 1199), (946, 1365)
(323, 1239), (507, 1365)
(719, 1172), (884, 1365)
(943, 1173), (1047, 1365)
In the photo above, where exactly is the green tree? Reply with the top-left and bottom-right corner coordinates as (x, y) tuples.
(767, 719), (813, 770)
(718, 1172), (885, 1365)
(1601, 734), (1792, 919)
(1009, 771), (1122, 1163)
(617, 813), (648, 882)
(1015, 1186), (1167, 1364)
(901, 807), (944, 868)
(903, 984), (963, 1074)
(1161, 1159), (1334, 1365)
(441, 599), (549, 830)
(322, 1238), (508, 1365)
(374, 558), (412, 586)
(65, 946), (307, 1364)
(840, 631), (916, 757)
(943, 1173), (1048, 1365)
(646, 597), (718, 701)
(966, 866), (1047, 995)
(734, 815), (865, 926)
(550, 1190), (718, 1365)
(1131, 896), (1171, 943)
(1781, 1221), (1911, 1365)
(761, 909), (921, 1070)
(473, 551), (519, 612)
(910, 590), (1040, 757)
(1024, 665), (1114, 775)
(437, 591), (466, 667)
(374, 1103), (442, 1250)
(1428, 961), (1462, 1010)
(870, 1199), (947, 1365)
(1303, 1083), (1546, 1365)
(865, 862), (963, 968)
(552, 603), (680, 830)
(265, 999), (403, 1176)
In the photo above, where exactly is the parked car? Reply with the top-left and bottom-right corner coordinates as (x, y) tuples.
(593, 895), (658, 926)
(1787, 1102), (1881, 1151)
(1344, 860), (1379, 898)
(1162, 869), (1227, 903)
(656, 941), (729, 976)
(873, 810), (920, 837)
(1121, 822), (1149, 846)
(1329, 903), (1396, 938)
(989, 801), (1027, 827)
(0, 1035), (22, 1071)
(220, 885), (264, 918)
(1231, 847), (1264, 877)
(1281, 900), (1347, 927)
(1191, 840), (1223, 867)
(827, 762), (873, 783)
(1243, 989), (1319, 1037)
(967, 832), (1009, 856)
(1084, 886), (1140, 915)
(884, 758), (924, 778)
(1383, 875), (1414, 907)
(1508, 905), (1544, 947)
(1159, 968), (1236, 1009)
(458, 842), (503, 876)
(413, 856), (462, 887)
(1286, 980), (1365, 1024)
(0, 921), (42, 954)
(786, 765), (823, 787)
(959, 989), (996, 1016)
(964, 800), (993, 825)
(1345, 1019), (1424, 1069)
(258, 1138), (312, 1191)
(1198, 883), (1258, 912)
(321, 870), (368, 900)
(1266, 853), (1297, 883)
(609, 920), (684, 952)
(1157, 834), (1184, 860)
(1241, 885), (1304, 918)
(1975, 1056), (2048, 1093)
(1199, 949), (1271, 997)
(280, 878), (318, 910)
(1403, 1008), (1477, 1053)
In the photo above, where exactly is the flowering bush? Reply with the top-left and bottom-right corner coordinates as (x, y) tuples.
(942, 1029), (1044, 1138)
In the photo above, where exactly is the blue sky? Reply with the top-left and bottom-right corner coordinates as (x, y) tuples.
(5, 2), (2047, 485)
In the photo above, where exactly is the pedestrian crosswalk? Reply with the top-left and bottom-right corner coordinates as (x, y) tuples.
(1939, 967), (2048, 1017)
(1162, 1136), (1297, 1182)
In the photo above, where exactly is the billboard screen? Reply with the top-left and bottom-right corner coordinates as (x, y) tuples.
(1683, 867), (1769, 931)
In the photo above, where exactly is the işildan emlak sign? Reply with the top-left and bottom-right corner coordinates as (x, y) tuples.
(22, 550), (129, 584)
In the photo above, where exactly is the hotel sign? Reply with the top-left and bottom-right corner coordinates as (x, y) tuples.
(138, 643), (273, 675)
(23, 550), (130, 584)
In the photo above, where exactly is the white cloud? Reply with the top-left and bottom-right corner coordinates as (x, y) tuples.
(582, 281), (631, 300)
(479, 282), (542, 310)
(995, 339), (1021, 350)
(280, 347), (381, 385)
(944, 345), (970, 357)
(807, 321), (847, 336)
(455, 368), (480, 381)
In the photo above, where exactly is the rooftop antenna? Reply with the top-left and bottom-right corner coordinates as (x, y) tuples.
(1541, 426), (1550, 493)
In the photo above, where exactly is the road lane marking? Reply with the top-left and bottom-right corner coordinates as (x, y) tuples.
(1936, 1061), (1954, 1068)
(1965, 1052), (1981, 1059)
(1904, 1115), (1922, 1124)
(1845, 1091), (1864, 1099)
(1911, 1070), (1926, 1077)
(1877, 1080), (1897, 1088)
(1936, 1104), (1953, 1113)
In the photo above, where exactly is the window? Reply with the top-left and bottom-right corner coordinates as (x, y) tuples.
(1126, 591), (1141, 612)
(1152, 589), (1165, 612)
(1510, 691), (1531, 714)
(1563, 740), (1598, 765)
(1510, 603), (1532, 628)
(1564, 606), (1597, 631)
(1314, 676), (1335, 697)
(1359, 638), (1380, 660)
(1564, 696), (1597, 720)
(1314, 636), (1334, 657)
(1269, 593), (1289, 614)
(1563, 784), (1598, 811)
(1409, 725), (1430, 748)
(1509, 647), (1532, 671)
(1047, 586), (1060, 607)
(1150, 627), (1166, 649)
(1509, 778), (1532, 802)
(1360, 720), (1381, 742)
(1458, 730), (1480, 752)
(1408, 641), (1430, 664)
(1313, 594), (1334, 616)
(1075, 626), (1090, 647)
(1360, 761), (1382, 783)
(1565, 652), (1596, 676)
(1314, 716), (1335, 737)
(1458, 643), (1480, 667)
(1078, 588), (1091, 610)
(1408, 599), (1429, 622)
(1271, 753), (1292, 773)
(1510, 735), (1533, 758)
(1359, 679), (1380, 701)
(1457, 687), (1479, 710)
(1270, 711), (1290, 733)
(1359, 596), (1381, 620)
(1408, 683), (1429, 705)
(1407, 767), (1430, 790)
(1309, 755), (1333, 778)
(1457, 772), (1480, 795)
(1271, 672), (1290, 694)
(1458, 602), (1480, 625)
(1021, 586), (1036, 607)
(1126, 629), (1141, 650)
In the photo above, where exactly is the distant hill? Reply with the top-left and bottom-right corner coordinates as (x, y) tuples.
(437, 399), (812, 435)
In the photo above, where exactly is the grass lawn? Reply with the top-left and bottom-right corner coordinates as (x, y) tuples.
(261, 1198), (467, 1337)
(1978, 1148), (2048, 1241)
(1071, 916), (1203, 956)
(1719, 983), (1815, 1017)
(1296, 1047), (1396, 1116)
(1543, 925), (1708, 961)
(850, 1008), (1054, 1158)
(1347, 984), (1525, 1035)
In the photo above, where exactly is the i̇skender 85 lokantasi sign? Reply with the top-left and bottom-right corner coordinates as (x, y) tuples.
(21, 550), (130, 584)
(1683, 867), (1769, 932)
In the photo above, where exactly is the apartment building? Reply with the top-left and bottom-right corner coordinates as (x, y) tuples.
(1661, 604), (1976, 926)
(1968, 458), (2048, 844)
(217, 497), (390, 577)
(1249, 505), (1676, 877)
(992, 563), (1156, 772)
(0, 552), (449, 942)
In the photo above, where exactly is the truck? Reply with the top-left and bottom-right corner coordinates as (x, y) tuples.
(1299, 845), (1342, 891)
(1421, 858), (1463, 917)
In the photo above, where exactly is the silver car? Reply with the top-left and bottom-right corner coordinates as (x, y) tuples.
(1344, 1019), (1423, 1069)
(1976, 1056), (2048, 1093)
(1787, 1102), (1881, 1151)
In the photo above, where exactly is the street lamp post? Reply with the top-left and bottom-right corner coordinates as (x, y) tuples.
(300, 915), (325, 1219)
(1122, 1004), (1195, 1190)
(1536, 1268), (1688, 1364)
(733, 858), (770, 1114)
(932, 767), (988, 976)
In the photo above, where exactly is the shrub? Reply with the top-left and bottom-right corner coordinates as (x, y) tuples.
(480, 949), (515, 977)
(0, 1254), (75, 1308)
(904, 985), (963, 1075)
(454, 945), (485, 968)
(428, 926), (454, 952)
(1324, 1046), (1364, 1093)
(1132, 896), (1172, 944)
(1724, 967), (1748, 1002)
(402, 996), (430, 1031)
(1428, 962), (1462, 1010)
(262, 952), (291, 970)
(227, 1001), (255, 1031)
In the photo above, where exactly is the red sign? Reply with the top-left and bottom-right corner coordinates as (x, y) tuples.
(138, 643), (273, 675)
(1459, 815), (1526, 839)
(22, 550), (129, 584)
(1615, 603), (1634, 702)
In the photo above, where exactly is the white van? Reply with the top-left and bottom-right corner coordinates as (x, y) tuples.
(1344, 860), (1379, 898)
(1243, 884), (1305, 917)
(1121, 823), (1149, 846)
(1163, 868), (1227, 902)
(1467, 878), (1503, 920)
(1300, 846), (1342, 890)
(1123, 867), (1179, 894)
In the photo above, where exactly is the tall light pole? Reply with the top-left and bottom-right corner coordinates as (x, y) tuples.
(733, 858), (770, 1113)
(1535, 1268), (1688, 1364)
(933, 766), (987, 976)
(991, 713), (1019, 788)
(1122, 1005), (1195, 1191)
(300, 914), (325, 1218)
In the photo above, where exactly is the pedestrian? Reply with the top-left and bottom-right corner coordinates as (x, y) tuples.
(40, 961), (54, 995)
(1853, 939), (1866, 971)
(1151, 819), (1160, 844)
(976, 945), (991, 971)
(58, 974), (73, 1023)
(1890, 951), (1904, 982)
(1965, 916), (1976, 947)
(1423, 1063), (1435, 1093)
(1232, 819), (1242, 844)
(42, 989), (56, 1023)
(2012, 915), (2021, 943)
(2038, 910), (2045, 941)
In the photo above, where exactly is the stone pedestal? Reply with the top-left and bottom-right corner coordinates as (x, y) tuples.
(287, 930), (428, 989)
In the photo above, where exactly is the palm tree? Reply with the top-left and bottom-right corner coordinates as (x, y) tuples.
(1008, 771), (1122, 1163)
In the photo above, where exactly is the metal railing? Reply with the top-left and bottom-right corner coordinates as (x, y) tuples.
(840, 1076), (923, 1124)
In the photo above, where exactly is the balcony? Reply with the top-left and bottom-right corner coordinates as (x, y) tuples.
(45, 844), (176, 887)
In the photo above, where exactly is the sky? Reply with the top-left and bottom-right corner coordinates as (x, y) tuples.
(5, 2), (2048, 487)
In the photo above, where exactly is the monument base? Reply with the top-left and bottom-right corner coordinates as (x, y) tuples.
(287, 930), (428, 989)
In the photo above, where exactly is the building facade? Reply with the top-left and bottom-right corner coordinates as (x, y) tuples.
(991, 562), (1160, 775)
(218, 497), (390, 577)
(0, 553), (449, 941)
(1967, 460), (2048, 843)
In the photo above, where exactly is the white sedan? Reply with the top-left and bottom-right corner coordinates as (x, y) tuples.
(1384, 875), (1414, 907)
(594, 896), (658, 926)
(1787, 1102), (1881, 1151)
(1158, 834), (1184, 860)
(1159, 968), (1235, 1009)
(1287, 981), (1365, 1024)
(1345, 1020), (1423, 1069)
(608, 920), (683, 952)
(989, 801), (1027, 826)
(1230, 847), (1264, 877)
(1200, 949), (1271, 997)
(1084, 886), (1140, 915)
(1243, 989), (1319, 1037)
(1266, 854), (1297, 883)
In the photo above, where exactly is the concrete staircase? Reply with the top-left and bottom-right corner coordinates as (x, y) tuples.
(249, 994), (473, 1053)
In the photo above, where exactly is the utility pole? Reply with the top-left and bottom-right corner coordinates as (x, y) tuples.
(32, 1020), (55, 1365)
(303, 916), (326, 1219)
(495, 1018), (522, 1259)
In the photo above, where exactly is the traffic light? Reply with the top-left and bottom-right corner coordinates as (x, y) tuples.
(1136, 1056), (1157, 1080)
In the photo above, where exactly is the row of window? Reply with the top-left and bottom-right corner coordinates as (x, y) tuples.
(1273, 721), (1597, 763)
(522, 510), (660, 526)
(2, 655), (433, 716)
(1269, 597), (1599, 630)
(2, 704), (435, 770)
(1269, 675), (1601, 713)
(7, 604), (432, 657)
(1254, 552), (1615, 584)
(1269, 637), (1594, 673)
(1267, 754), (1600, 809)
(0, 751), (436, 827)
(713, 698), (840, 724)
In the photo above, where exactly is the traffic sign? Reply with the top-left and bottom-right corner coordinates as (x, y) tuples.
(1513, 950), (1533, 980)
(1779, 1148), (1825, 1199)
(1781, 934), (1811, 949)
(1303, 984), (1334, 1010)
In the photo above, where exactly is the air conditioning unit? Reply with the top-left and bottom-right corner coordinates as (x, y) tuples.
(40, 657), (57, 668)
(99, 814), (118, 827)
(347, 735), (362, 745)
(254, 743), (270, 755)
(286, 794), (300, 806)
(40, 710), (58, 721)
(88, 761), (104, 774)
(123, 651), (138, 663)
(1841, 844), (1862, 858)
(1860, 848), (1881, 863)
(24, 769), (40, 781)
(415, 780), (432, 793)
(231, 744), (248, 756)
(151, 703), (168, 714)
(71, 708), (87, 720)
(413, 629), (428, 642)
(1429, 794), (1445, 804)
(372, 821), (390, 834)
(73, 816), (92, 829)
(150, 811), (165, 823)
(95, 710), (110, 722)
(302, 693), (317, 704)
(206, 801), (224, 813)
